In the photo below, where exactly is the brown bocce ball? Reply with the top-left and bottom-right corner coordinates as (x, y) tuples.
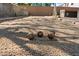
(48, 31), (55, 40)
(27, 33), (34, 40)
(37, 31), (43, 37)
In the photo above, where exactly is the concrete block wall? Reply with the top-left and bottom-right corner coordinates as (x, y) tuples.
(77, 10), (79, 19)
(0, 3), (15, 17)
(60, 10), (65, 18)
(0, 3), (28, 17)
(13, 6), (29, 16)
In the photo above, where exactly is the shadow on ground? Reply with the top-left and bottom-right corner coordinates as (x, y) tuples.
(0, 16), (28, 23)
(0, 27), (79, 56)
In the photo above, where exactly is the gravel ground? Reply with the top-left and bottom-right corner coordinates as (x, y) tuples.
(0, 16), (79, 56)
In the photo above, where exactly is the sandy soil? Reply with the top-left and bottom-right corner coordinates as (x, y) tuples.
(0, 16), (79, 56)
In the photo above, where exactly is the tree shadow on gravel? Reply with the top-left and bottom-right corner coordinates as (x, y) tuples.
(0, 28), (47, 56)
(0, 27), (79, 56)
(0, 16), (28, 23)
(26, 37), (79, 56)
(7, 26), (79, 40)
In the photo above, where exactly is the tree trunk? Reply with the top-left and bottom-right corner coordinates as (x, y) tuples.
(53, 3), (57, 20)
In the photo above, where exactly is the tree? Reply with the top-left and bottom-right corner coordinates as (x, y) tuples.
(17, 3), (31, 6)
(53, 3), (57, 20)
(31, 3), (51, 6)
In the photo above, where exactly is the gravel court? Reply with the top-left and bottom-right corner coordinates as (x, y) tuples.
(0, 16), (79, 56)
